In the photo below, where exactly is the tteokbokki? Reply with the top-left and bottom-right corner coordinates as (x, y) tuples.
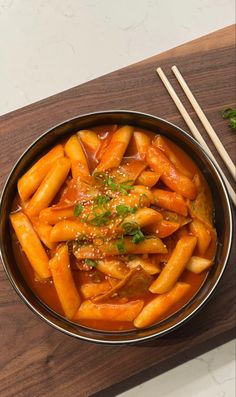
(10, 125), (217, 330)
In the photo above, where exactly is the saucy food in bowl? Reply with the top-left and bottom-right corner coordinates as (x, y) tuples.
(10, 123), (217, 331)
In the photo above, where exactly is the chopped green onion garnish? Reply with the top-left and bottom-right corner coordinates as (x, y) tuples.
(122, 221), (140, 235)
(119, 181), (134, 195)
(116, 204), (130, 217)
(106, 177), (118, 191)
(93, 172), (107, 182)
(94, 195), (110, 207)
(117, 235), (126, 254)
(116, 204), (137, 218)
(139, 193), (149, 208)
(93, 172), (134, 195)
(85, 259), (98, 268)
(122, 221), (145, 244)
(89, 210), (111, 226)
(74, 203), (83, 217)
(132, 230), (145, 244)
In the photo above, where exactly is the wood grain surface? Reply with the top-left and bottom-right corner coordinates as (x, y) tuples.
(0, 25), (235, 397)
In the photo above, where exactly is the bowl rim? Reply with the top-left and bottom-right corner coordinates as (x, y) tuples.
(0, 109), (233, 344)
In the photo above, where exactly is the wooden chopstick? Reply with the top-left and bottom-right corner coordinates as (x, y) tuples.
(171, 65), (235, 182)
(156, 67), (236, 207)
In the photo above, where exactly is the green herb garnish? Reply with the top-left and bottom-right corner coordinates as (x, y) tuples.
(119, 180), (134, 195)
(117, 235), (126, 254)
(93, 172), (118, 191)
(89, 210), (112, 226)
(122, 221), (140, 235)
(85, 259), (98, 268)
(122, 221), (145, 244)
(106, 176), (118, 191)
(139, 193), (149, 208)
(93, 172), (107, 182)
(221, 108), (236, 131)
(93, 195), (110, 207)
(230, 118), (236, 130)
(116, 204), (137, 218)
(81, 214), (89, 223)
(131, 230), (145, 244)
(93, 172), (134, 195)
(116, 204), (130, 217)
(74, 203), (83, 217)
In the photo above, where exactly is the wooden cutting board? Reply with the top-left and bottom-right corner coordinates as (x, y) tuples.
(0, 25), (235, 397)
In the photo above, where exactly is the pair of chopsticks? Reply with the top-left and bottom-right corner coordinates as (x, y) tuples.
(156, 66), (236, 207)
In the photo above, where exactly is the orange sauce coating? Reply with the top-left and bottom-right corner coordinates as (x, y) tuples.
(11, 125), (216, 331)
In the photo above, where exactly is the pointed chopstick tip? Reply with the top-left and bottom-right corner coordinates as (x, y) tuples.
(156, 67), (163, 75)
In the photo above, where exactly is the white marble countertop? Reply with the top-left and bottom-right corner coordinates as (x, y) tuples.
(0, 1), (235, 396)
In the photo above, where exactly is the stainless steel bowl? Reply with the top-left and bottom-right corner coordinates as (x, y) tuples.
(0, 110), (233, 344)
